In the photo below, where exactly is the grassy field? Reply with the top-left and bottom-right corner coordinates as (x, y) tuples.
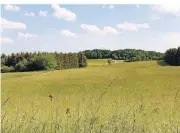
(1, 60), (180, 133)
(88, 59), (123, 66)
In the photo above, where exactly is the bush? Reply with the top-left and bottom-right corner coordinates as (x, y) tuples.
(1, 66), (14, 73)
(108, 58), (113, 64)
(15, 59), (29, 72)
(28, 55), (57, 71)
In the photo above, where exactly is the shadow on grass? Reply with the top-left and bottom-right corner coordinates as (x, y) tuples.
(156, 60), (170, 66)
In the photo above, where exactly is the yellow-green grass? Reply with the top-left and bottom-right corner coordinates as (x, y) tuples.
(1, 60), (180, 133)
(88, 59), (123, 67)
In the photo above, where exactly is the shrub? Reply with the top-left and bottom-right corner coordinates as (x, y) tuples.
(28, 55), (57, 71)
(108, 58), (113, 64)
(15, 59), (29, 72)
(1, 66), (14, 73)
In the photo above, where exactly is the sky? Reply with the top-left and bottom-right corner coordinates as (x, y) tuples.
(1, 4), (180, 54)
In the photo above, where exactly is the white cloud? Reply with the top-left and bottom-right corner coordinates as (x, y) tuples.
(51, 4), (76, 21)
(81, 24), (119, 35)
(152, 4), (180, 16)
(0, 37), (14, 44)
(60, 30), (77, 38)
(18, 32), (38, 39)
(108, 5), (115, 9)
(1, 17), (27, 29)
(117, 21), (150, 31)
(2, 30), (180, 54)
(4, 4), (20, 12)
(103, 26), (119, 34)
(24, 12), (35, 17)
(81, 24), (101, 33)
(136, 5), (140, 8)
(39, 10), (48, 17)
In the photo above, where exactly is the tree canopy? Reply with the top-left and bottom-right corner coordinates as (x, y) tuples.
(1, 52), (88, 73)
(81, 49), (164, 61)
(164, 47), (180, 66)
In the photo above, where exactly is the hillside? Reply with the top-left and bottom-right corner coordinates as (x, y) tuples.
(1, 60), (180, 133)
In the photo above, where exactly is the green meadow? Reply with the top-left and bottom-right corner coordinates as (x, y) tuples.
(1, 60), (180, 133)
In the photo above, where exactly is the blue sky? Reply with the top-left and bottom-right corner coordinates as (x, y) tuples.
(1, 4), (180, 54)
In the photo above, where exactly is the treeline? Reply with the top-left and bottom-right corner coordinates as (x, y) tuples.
(164, 47), (180, 66)
(1, 52), (87, 73)
(81, 49), (164, 61)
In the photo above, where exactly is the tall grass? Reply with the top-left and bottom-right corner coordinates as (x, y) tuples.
(1, 81), (180, 133)
(1, 61), (180, 133)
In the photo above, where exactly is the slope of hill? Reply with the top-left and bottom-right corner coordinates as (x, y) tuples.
(1, 60), (180, 133)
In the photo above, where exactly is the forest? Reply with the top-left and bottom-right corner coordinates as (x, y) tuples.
(81, 49), (164, 61)
(1, 52), (87, 73)
(1, 47), (180, 73)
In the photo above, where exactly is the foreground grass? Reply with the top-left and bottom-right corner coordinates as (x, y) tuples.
(1, 60), (180, 133)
